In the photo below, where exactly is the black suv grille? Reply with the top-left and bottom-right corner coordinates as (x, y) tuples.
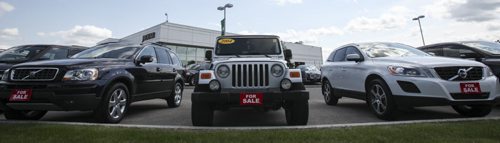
(434, 67), (483, 81)
(11, 68), (59, 81)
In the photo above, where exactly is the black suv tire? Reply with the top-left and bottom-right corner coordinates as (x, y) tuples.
(167, 82), (183, 108)
(191, 102), (214, 126)
(4, 110), (47, 120)
(285, 101), (309, 125)
(94, 83), (130, 123)
(452, 105), (492, 117)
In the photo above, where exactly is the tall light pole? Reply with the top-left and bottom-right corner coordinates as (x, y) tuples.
(218, 3), (233, 36)
(412, 15), (426, 46)
(165, 13), (169, 22)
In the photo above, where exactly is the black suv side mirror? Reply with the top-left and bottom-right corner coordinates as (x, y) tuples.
(284, 49), (292, 61)
(205, 50), (213, 61)
(138, 55), (154, 64)
(346, 54), (363, 62)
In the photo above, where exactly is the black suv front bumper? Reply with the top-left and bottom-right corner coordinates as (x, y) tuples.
(0, 81), (106, 111)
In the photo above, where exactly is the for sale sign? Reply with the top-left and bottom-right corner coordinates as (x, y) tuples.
(240, 93), (263, 106)
(9, 89), (32, 102)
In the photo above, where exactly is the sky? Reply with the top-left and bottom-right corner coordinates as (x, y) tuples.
(0, 0), (499, 60)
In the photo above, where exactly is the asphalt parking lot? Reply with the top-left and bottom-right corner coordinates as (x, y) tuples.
(2, 84), (500, 126)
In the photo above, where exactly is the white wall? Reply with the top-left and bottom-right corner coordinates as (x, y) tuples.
(284, 42), (323, 68)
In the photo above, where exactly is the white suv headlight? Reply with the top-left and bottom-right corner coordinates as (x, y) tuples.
(63, 68), (99, 81)
(388, 66), (426, 77)
(217, 65), (230, 78)
(271, 64), (284, 77)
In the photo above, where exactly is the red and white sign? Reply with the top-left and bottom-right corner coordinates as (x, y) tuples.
(9, 89), (32, 102)
(240, 93), (263, 106)
(460, 83), (481, 94)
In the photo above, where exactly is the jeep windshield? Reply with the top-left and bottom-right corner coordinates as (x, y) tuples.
(359, 43), (430, 58)
(72, 44), (140, 59)
(0, 45), (48, 62)
(215, 38), (281, 56)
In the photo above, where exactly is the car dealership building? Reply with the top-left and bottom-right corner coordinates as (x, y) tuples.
(98, 22), (323, 67)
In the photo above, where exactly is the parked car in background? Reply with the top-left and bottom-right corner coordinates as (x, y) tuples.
(184, 63), (211, 86)
(0, 43), (184, 123)
(297, 65), (321, 83)
(0, 44), (88, 114)
(419, 41), (500, 77)
(321, 42), (499, 120)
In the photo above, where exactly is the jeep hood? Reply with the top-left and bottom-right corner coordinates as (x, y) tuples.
(372, 56), (486, 68)
(213, 58), (287, 65)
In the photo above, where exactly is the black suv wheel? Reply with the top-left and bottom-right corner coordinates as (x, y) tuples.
(167, 82), (183, 108)
(4, 110), (47, 120)
(94, 83), (130, 123)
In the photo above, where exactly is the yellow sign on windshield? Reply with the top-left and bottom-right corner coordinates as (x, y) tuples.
(218, 38), (235, 45)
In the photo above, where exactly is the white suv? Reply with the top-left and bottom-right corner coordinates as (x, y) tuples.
(321, 42), (500, 120)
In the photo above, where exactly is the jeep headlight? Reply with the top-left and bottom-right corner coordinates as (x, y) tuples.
(217, 65), (230, 78)
(388, 66), (426, 77)
(271, 64), (284, 77)
(63, 68), (99, 81)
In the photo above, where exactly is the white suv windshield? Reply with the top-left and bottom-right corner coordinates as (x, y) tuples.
(463, 41), (500, 54)
(359, 43), (429, 58)
(215, 38), (281, 56)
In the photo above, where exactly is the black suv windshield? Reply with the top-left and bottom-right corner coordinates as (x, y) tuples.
(463, 41), (500, 55)
(215, 38), (281, 55)
(72, 44), (140, 59)
(359, 43), (429, 58)
(0, 45), (48, 62)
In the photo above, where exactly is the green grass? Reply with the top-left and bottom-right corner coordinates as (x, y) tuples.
(1, 120), (500, 143)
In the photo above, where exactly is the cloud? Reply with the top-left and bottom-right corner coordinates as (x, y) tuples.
(487, 22), (500, 31)
(240, 26), (343, 44)
(0, 1), (14, 16)
(345, 6), (411, 32)
(38, 25), (112, 46)
(0, 44), (11, 49)
(425, 0), (500, 22)
(0, 28), (19, 39)
(273, 0), (303, 5)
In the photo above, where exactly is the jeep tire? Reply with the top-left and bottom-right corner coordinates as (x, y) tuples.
(285, 101), (309, 125)
(191, 102), (214, 126)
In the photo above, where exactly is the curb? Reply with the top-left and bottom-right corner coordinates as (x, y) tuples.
(1, 117), (500, 130)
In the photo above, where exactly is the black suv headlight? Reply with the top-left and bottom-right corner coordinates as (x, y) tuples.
(63, 68), (99, 81)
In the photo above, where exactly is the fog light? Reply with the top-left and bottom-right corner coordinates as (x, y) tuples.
(209, 80), (221, 91)
(281, 79), (292, 90)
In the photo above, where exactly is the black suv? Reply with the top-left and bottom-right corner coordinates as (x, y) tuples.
(0, 44), (88, 114)
(0, 43), (184, 123)
(419, 41), (500, 77)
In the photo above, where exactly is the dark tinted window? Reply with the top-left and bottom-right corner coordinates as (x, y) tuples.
(443, 46), (476, 58)
(38, 47), (69, 60)
(169, 52), (181, 66)
(327, 52), (335, 62)
(137, 46), (157, 64)
(155, 47), (172, 64)
(422, 47), (443, 56)
(69, 48), (85, 56)
(346, 46), (362, 55)
(333, 48), (347, 62)
(0, 45), (48, 62)
(73, 44), (140, 59)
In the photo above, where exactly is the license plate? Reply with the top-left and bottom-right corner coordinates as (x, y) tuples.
(460, 83), (481, 94)
(9, 89), (32, 102)
(240, 93), (263, 106)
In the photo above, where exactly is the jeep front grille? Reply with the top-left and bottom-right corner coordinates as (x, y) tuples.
(434, 66), (483, 81)
(11, 68), (59, 81)
(232, 64), (269, 87)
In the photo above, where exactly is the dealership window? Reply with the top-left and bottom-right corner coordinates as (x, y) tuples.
(196, 48), (206, 61)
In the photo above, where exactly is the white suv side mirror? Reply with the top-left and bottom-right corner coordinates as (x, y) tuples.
(346, 54), (362, 62)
